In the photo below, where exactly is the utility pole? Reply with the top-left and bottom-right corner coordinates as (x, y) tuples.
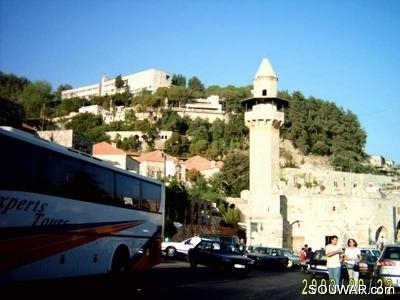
(163, 151), (167, 179)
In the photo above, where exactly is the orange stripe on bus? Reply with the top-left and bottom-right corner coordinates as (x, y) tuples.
(0, 221), (144, 273)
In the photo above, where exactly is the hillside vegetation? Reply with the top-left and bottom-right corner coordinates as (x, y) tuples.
(0, 72), (388, 193)
(2, 71), (396, 234)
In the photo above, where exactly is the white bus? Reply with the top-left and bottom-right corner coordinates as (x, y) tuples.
(0, 126), (165, 284)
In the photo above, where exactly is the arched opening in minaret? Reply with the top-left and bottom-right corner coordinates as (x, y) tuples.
(262, 89), (267, 96)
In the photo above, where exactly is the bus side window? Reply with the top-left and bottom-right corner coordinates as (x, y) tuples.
(116, 173), (140, 209)
(83, 164), (115, 205)
(122, 196), (134, 208)
(40, 151), (83, 200)
(131, 197), (140, 209)
(141, 198), (150, 211)
(141, 181), (161, 213)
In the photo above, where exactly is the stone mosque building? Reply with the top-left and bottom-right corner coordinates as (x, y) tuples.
(230, 58), (400, 253)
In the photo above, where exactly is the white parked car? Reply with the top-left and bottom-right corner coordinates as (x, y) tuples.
(161, 236), (202, 259)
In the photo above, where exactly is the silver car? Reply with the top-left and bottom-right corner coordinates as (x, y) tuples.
(374, 244), (400, 293)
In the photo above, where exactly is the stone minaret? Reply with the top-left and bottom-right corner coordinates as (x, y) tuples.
(241, 58), (288, 247)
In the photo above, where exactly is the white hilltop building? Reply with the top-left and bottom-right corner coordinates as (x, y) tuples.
(171, 95), (226, 122)
(230, 58), (400, 254)
(61, 68), (172, 99)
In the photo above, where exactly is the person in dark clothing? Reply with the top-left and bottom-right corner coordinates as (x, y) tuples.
(306, 247), (314, 263)
(307, 247), (314, 261)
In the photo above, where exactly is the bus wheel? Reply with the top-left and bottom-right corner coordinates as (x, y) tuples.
(111, 246), (130, 275)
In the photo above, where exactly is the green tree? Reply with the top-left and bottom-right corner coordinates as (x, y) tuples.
(188, 173), (226, 209)
(112, 91), (132, 107)
(172, 74), (186, 87)
(55, 84), (73, 100)
(223, 113), (248, 150)
(135, 119), (158, 150)
(189, 139), (209, 156)
(187, 76), (205, 98)
(165, 85), (189, 107)
(0, 72), (30, 101)
(165, 181), (189, 224)
(221, 206), (241, 227)
(0, 97), (25, 128)
(20, 80), (53, 119)
(123, 109), (137, 127)
(152, 87), (169, 107)
(217, 85), (251, 113)
(160, 109), (187, 133)
(218, 151), (249, 197)
(164, 132), (190, 156)
(187, 117), (211, 143)
(115, 75), (125, 90)
(186, 168), (203, 184)
(118, 135), (141, 152)
(164, 216), (177, 239)
(57, 97), (87, 117)
(65, 112), (106, 142)
(280, 90), (368, 171)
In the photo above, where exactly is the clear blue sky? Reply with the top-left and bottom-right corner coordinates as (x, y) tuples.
(1, 0), (399, 164)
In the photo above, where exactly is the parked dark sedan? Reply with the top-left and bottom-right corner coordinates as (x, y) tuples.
(358, 253), (377, 278)
(245, 246), (289, 271)
(187, 239), (254, 276)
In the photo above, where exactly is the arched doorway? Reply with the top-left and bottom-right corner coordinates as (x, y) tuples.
(375, 226), (389, 251)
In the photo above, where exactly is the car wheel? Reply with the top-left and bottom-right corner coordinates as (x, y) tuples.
(165, 246), (176, 258)
(287, 260), (293, 268)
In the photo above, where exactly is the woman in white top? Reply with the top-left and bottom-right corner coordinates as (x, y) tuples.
(344, 238), (361, 288)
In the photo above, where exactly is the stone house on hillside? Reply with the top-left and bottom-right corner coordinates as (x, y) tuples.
(184, 155), (223, 180)
(134, 151), (224, 183)
(37, 129), (92, 154)
(135, 150), (183, 180)
(92, 141), (139, 172)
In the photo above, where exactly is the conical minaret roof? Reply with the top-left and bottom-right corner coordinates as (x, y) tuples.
(254, 58), (277, 80)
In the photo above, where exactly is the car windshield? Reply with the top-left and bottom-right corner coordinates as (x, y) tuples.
(361, 248), (381, 257)
(382, 247), (400, 260)
(312, 250), (327, 260)
(371, 249), (380, 257)
(281, 249), (294, 256)
(361, 254), (377, 263)
(253, 247), (268, 254)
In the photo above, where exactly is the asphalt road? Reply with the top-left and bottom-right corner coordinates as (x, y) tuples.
(1, 259), (394, 299)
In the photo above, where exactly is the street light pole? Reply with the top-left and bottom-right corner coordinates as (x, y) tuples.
(176, 163), (181, 181)
(163, 151), (166, 179)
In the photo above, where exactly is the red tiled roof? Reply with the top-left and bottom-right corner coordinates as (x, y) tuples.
(184, 155), (222, 171)
(135, 150), (178, 163)
(92, 141), (126, 155)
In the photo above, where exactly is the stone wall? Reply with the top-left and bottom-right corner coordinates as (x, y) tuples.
(229, 168), (400, 254)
